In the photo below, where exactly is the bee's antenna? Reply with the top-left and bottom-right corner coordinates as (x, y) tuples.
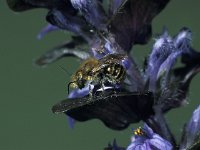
(59, 65), (74, 94)
(58, 65), (72, 77)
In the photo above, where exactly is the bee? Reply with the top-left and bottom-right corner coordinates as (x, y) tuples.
(68, 54), (128, 93)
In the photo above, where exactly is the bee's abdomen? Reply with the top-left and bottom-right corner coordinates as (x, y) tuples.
(104, 63), (126, 83)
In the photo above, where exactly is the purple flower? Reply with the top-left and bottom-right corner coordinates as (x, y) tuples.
(146, 30), (176, 91)
(7, 0), (170, 53)
(70, 0), (107, 30)
(145, 28), (200, 112)
(37, 24), (59, 39)
(127, 124), (173, 150)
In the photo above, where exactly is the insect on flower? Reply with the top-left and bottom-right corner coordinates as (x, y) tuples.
(68, 53), (128, 94)
(133, 127), (144, 136)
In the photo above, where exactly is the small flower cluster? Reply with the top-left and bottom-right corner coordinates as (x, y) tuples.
(127, 124), (173, 150)
(126, 105), (200, 150)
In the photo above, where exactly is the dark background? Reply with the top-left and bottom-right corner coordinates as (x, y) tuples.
(1, 0), (200, 149)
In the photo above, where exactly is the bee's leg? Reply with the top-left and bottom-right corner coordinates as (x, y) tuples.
(100, 81), (105, 92)
(102, 83), (105, 92)
(88, 84), (93, 98)
(92, 84), (101, 96)
(113, 84), (119, 96)
(100, 82), (106, 97)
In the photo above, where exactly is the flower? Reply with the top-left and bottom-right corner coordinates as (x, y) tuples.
(145, 28), (197, 112)
(7, 0), (170, 58)
(127, 124), (173, 150)
(51, 28), (200, 133)
(37, 24), (58, 40)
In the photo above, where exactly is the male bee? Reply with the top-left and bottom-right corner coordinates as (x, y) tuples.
(68, 53), (128, 93)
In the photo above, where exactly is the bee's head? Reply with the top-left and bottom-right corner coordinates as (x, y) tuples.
(77, 79), (87, 89)
(75, 71), (85, 89)
(70, 71), (83, 87)
(67, 78), (86, 94)
(77, 71), (83, 79)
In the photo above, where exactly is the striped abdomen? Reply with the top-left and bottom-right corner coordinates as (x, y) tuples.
(103, 63), (126, 83)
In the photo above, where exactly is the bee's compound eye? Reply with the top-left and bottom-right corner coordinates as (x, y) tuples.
(70, 82), (78, 88)
(77, 79), (86, 89)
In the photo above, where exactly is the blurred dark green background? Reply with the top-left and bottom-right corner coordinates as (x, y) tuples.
(1, 0), (200, 150)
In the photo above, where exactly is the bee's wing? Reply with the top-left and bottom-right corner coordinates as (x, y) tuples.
(52, 90), (154, 130)
(91, 54), (128, 76)
(99, 54), (127, 62)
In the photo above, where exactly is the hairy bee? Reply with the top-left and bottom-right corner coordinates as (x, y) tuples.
(68, 54), (127, 92)
(69, 58), (99, 89)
